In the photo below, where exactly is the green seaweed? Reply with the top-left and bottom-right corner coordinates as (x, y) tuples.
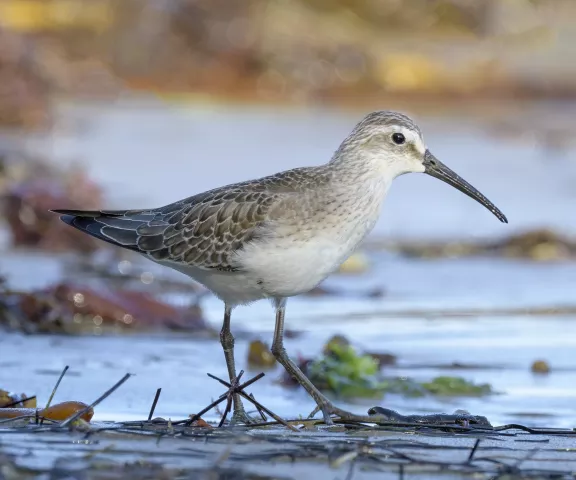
(307, 340), (492, 399)
(421, 376), (493, 396)
(308, 342), (387, 398)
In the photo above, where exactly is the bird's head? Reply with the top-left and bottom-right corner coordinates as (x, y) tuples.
(334, 110), (508, 223)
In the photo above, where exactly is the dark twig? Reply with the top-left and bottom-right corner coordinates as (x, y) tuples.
(0, 414), (39, 424)
(186, 393), (231, 426)
(250, 393), (267, 421)
(186, 371), (252, 426)
(218, 372), (244, 428)
(60, 373), (132, 427)
(467, 438), (481, 463)
(205, 372), (297, 432)
(40, 365), (69, 425)
(217, 395), (233, 428)
(147, 388), (162, 421)
(1, 396), (37, 408)
(237, 390), (297, 432)
(0, 414), (58, 425)
(206, 371), (263, 391)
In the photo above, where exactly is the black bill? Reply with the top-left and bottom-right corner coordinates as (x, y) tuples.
(423, 150), (508, 223)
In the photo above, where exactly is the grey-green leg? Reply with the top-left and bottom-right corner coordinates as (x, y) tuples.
(220, 305), (252, 424)
(271, 298), (380, 425)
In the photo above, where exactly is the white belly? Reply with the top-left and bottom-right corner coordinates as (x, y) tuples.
(158, 259), (266, 305)
(235, 210), (379, 300)
(243, 237), (357, 297)
(157, 231), (367, 306)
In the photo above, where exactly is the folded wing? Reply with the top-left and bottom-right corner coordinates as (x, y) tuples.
(52, 187), (278, 271)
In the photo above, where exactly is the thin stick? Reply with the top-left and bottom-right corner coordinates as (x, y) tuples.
(187, 372), (267, 426)
(217, 372), (243, 428)
(205, 372), (296, 431)
(237, 390), (297, 432)
(250, 393), (267, 421)
(147, 388), (162, 421)
(467, 438), (481, 463)
(187, 393), (230, 425)
(0, 414), (38, 424)
(191, 372), (245, 427)
(1, 396), (36, 408)
(40, 365), (69, 425)
(0, 414), (58, 425)
(60, 373), (132, 427)
(45, 366), (69, 409)
(217, 395), (233, 428)
(207, 372), (265, 393)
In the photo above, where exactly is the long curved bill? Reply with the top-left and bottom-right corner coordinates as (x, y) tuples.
(423, 150), (508, 223)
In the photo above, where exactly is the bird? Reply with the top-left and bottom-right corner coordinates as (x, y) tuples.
(51, 110), (507, 425)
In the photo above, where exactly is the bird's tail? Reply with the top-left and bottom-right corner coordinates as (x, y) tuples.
(50, 209), (147, 251)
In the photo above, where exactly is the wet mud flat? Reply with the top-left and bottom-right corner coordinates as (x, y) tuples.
(1, 417), (576, 479)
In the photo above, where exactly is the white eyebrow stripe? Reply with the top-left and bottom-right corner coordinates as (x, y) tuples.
(399, 126), (426, 155)
(379, 125), (425, 154)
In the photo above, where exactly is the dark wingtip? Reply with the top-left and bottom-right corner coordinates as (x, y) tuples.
(50, 209), (81, 217)
(59, 214), (76, 226)
(50, 209), (108, 220)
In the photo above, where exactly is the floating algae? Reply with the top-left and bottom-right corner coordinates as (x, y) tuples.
(247, 340), (276, 369)
(306, 339), (493, 399)
(420, 376), (493, 396)
(308, 341), (386, 398)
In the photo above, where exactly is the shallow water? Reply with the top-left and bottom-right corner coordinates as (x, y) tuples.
(2, 252), (576, 428)
(2, 302), (576, 428)
(2, 98), (576, 429)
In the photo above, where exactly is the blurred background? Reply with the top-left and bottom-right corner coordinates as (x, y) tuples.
(1, 0), (576, 428)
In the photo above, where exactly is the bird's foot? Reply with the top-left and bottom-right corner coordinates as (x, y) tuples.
(308, 402), (386, 426)
(229, 407), (261, 426)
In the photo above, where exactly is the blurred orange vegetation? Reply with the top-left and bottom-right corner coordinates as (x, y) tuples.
(0, 0), (113, 32)
(0, 0), (574, 130)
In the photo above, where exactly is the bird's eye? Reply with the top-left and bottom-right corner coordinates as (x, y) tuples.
(392, 133), (406, 145)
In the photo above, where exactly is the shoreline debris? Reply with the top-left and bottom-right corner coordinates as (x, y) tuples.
(1, 158), (104, 253)
(377, 228), (576, 261)
(0, 363), (574, 478)
(0, 401), (94, 423)
(531, 359), (551, 374)
(0, 277), (212, 335)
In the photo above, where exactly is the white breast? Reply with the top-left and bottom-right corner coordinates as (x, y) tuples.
(238, 225), (373, 298)
(234, 180), (387, 300)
